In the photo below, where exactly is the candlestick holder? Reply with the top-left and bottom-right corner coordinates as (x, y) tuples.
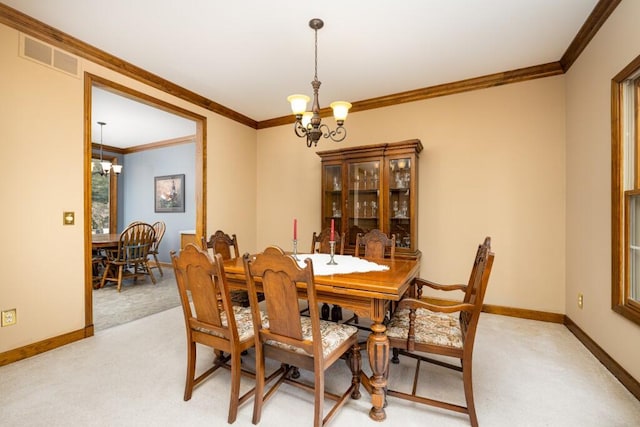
(293, 239), (300, 260)
(326, 240), (338, 265)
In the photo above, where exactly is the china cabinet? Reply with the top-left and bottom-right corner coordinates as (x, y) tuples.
(317, 139), (422, 259)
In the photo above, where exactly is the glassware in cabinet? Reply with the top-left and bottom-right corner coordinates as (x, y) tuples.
(322, 164), (342, 235)
(347, 161), (380, 245)
(388, 157), (413, 249)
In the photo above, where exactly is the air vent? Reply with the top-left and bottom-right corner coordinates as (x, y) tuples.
(19, 33), (80, 78)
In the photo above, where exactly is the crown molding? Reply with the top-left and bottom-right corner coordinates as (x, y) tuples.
(0, 1), (620, 131)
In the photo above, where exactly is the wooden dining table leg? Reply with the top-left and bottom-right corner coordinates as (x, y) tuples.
(366, 300), (390, 421)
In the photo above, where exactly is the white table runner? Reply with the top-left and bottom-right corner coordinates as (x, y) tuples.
(294, 253), (389, 276)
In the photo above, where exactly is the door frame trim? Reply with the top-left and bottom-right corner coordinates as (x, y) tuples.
(84, 73), (207, 333)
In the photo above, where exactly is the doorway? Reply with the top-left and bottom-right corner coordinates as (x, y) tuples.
(84, 73), (207, 334)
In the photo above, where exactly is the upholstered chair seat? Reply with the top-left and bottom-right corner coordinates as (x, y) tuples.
(387, 308), (463, 349)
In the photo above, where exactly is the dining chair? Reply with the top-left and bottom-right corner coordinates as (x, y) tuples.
(306, 228), (346, 321)
(202, 230), (264, 307)
(100, 222), (156, 292)
(310, 227), (345, 255)
(385, 237), (495, 427)
(347, 229), (396, 327)
(149, 221), (166, 276)
(171, 244), (263, 424)
(91, 249), (106, 288)
(354, 228), (396, 259)
(243, 246), (362, 427)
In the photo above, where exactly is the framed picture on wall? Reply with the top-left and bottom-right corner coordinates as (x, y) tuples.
(154, 174), (185, 213)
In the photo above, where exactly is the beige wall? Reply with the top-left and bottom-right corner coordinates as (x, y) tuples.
(565, 0), (640, 381)
(257, 76), (567, 314)
(0, 23), (257, 353)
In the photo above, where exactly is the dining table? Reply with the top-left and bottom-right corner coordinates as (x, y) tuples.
(91, 233), (120, 250)
(222, 252), (421, 421)
(91, 233), (120, 287)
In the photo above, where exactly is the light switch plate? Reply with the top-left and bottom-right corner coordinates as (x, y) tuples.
(63, 211), (75, 225)
(1, 309), (17, 327)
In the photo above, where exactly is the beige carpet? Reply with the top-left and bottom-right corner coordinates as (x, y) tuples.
(92, 265), (180, 330)
(1, 308), (639, 426)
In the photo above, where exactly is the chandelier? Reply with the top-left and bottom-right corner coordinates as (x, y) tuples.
(287, 18), (351, 148)
(93, 121), (122, 175)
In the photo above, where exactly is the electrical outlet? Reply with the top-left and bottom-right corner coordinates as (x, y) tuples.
(1, 309), (17, 326)
(578, 293), (584, 309)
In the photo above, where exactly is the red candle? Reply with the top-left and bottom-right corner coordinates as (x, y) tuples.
(293, 218), (297, 240)
(330, 219), (335, 241)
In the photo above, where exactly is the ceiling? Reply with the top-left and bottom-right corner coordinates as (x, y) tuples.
(3, 0), (601, 147)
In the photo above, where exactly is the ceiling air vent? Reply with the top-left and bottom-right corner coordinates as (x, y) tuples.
(19, 33), (80, 78)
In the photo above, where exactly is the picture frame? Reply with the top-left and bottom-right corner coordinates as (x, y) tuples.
(154, 174), (185, 213)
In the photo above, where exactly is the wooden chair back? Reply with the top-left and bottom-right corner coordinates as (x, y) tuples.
(202, 230), (240, 260)
(150, 221), (166, 253)
(171, 243), (256, 423)
(149, 221), (166, 276)
(172, 244), (238, 343)
(354, 228), (396, 259)
(310, 228), (345, 255)
(242, 245), (361, 426)
(100, 222), (156, 291)
(202, 230), (256, 307)
(115, 222), (156, 264)
(244, 246), (320, 359)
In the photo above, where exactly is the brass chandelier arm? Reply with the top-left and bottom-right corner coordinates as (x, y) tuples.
(293, 120), (308, 139)
(293, 120), (347, 147)
(319, 123), (347, 143)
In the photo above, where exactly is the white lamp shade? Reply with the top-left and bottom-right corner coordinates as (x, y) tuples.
(330, 101), (352, 121)
(111, 164), (123, 174)
(301, 112), (313, 128)
(101, 160), (112, 174)
(287, 94), (310, 115)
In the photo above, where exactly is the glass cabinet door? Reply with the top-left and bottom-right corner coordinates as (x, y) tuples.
(323, 164), (342, 235)
(347, 161), (380, 245)
(388, 157), (412, 249)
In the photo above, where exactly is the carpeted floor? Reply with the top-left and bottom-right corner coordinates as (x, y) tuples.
(1, 309), (639, 426)
(92, 265), (180, 330)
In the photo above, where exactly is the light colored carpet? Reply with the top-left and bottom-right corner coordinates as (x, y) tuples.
(92, 266), (180, 330)
(1, 308), (639, 426)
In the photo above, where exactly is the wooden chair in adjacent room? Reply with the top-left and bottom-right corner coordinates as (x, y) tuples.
(202, 230), (262, 307)
(100, 221), (156, 292)
(385, 237), (495, 427)
(91, 249), (106, 288)
(149, 220), (166, 276)
(243, 246), (362, 427)
(306, 228), (346, 321)
(171, 244), (264, 424)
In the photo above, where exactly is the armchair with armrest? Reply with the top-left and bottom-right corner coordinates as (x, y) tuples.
(386, 237), (495, 427)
